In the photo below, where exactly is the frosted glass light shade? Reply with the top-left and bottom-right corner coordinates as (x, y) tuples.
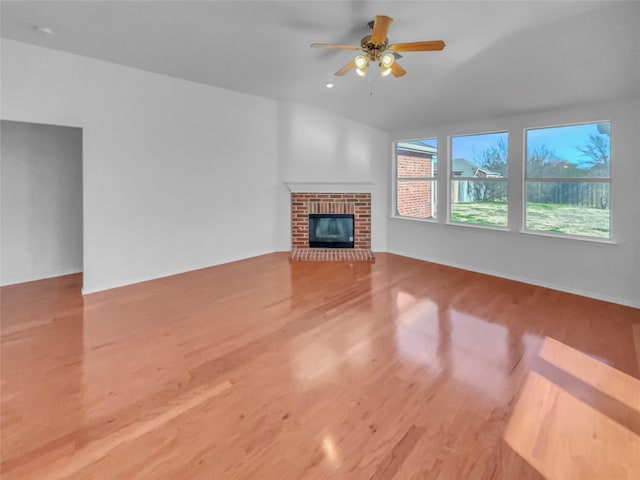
(355, 55), (368, 69)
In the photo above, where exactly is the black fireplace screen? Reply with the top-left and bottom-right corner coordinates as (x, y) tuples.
(309, 214), (354, 248)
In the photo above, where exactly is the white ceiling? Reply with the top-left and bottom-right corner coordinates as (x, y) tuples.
(2, 1), (639, 132)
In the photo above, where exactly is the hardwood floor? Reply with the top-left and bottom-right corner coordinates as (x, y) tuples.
(1, 253), (639, 479)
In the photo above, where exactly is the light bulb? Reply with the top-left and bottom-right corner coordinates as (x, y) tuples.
(381, 53), (395, 68)
(356, 67), (367, 77)
(380, 66), (392, 77)
(355, 55), (368, 69)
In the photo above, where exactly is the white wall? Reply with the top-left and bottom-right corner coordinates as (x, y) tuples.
(389, 98), (640, 308)
(1, 40), (280, 293)
(4, 40), (636, 306)
(276, 101), (389, 252)
(1, 120), (83, 285)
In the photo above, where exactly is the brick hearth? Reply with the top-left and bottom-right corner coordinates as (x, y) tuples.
(290, 248), (375, 262)
(290, 192), (374, 262)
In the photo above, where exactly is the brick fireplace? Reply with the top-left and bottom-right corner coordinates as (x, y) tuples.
(288, 187), (374, 262)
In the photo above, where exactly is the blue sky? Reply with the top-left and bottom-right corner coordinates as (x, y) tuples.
(451, 132), (507, 163)
(527, 123), (610, 165)
(409, 122), (610, 166)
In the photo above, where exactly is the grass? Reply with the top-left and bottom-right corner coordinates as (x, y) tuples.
(450, 202), (610, 238)
(450, 202), (508, 227)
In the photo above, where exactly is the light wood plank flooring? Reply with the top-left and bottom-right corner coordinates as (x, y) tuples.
(1, 253), (639, 479)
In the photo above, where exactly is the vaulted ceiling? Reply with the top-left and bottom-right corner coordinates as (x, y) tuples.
(2, 1), (639, 131)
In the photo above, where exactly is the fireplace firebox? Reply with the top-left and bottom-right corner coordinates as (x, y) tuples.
(308, 214), (354, 248)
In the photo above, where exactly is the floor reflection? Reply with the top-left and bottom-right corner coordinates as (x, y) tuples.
(393, 291), (441, 368)
(505, 337), (640, 479)
(290, 322), (373, 389)
(539, 336), (639, 412)
(289, 260), (373, 310)
(321, 433), (341, 468)
(392, 288), (537, 401)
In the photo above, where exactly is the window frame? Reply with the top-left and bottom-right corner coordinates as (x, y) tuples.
(447, 130), (510, 230)
(392, 138), (438, 222)
(522, 120), (613, 242)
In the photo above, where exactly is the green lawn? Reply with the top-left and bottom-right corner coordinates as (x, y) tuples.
(450, 202), (508, 227)
(450, 202), (610, 238)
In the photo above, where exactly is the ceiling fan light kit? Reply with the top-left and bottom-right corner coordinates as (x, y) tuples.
(311, 15), (445, 79)
(379, 53), (395, 77)
(354, 55), (368, 76)
(381, 53), (395, 68)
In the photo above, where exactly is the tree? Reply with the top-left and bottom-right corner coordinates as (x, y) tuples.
(526, 144), (560, 204)
(471, 137), (508, 202)
(478, 136), (508, 176)
(576, 134), (610, 177)
(575, 133), (610, 208)
(527, 144), (557, 178)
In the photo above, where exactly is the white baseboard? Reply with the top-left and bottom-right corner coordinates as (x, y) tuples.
(81, 249), (275, 295)
(79, 247), (639, 309)
(385, 248), (640, 310)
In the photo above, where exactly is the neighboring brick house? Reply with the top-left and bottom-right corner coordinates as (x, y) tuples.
(396, 141), (436, 219)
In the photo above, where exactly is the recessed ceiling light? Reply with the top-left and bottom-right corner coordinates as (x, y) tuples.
(326, 83), (334, 89)
(34, 25), (54, 35)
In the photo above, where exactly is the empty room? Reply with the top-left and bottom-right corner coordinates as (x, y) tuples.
(1, 1), (639, 479)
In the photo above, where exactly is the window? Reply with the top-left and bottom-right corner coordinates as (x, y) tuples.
(395, 139), (437, 220)
(450, 132), (508, 227)
(525, 122), (611, 239)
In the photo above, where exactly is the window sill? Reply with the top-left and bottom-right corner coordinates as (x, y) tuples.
(445, 221), (510, 232)
(390, 215), (438, 224)
(520, 229), (617, 245)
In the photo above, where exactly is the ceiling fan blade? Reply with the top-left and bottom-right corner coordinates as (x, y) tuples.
(391, 62), (407, 77)
(389, 40), (446, 52)
(311, 43), (360, 50)
(335, 59), (356, 76)
(370, 15), (393, 43)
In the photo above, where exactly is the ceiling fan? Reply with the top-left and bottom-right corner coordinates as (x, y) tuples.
(311, 15), (445, 78)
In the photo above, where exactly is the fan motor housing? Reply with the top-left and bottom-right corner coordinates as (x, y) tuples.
(360, 35), (389, 61)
